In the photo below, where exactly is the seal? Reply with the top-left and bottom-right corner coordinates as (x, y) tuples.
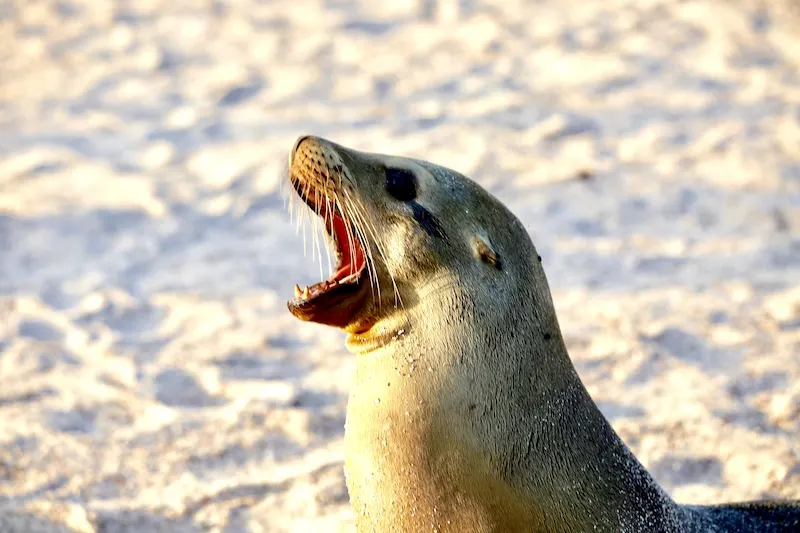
(285, 135), (800, 532)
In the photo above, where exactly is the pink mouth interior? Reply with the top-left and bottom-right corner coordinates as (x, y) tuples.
(287, 174), (371, 328)
(330, 214), (365, 281)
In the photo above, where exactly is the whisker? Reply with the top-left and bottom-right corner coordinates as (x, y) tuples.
(347, 197), (385, 305)
(285, 176), (294, 225)
(329, 164), (357, 275)
(289, 177), (302, 236)
(312, 187), (325, 281)
(322, 191), (335, 277)
(343, 198), (379, 300)
(346, 191), (405, 310)
(334, 192), (358, 277)
(341, 197), (358, 278)
(301, 180), (315, 257)
(322, 165), (339, 278)
(348, 193), (403, 309)
(310, 186), (318, 263)
(285, 150), (408, 316)
(341, 189), (381, 303)
(280, 161), (291, 212)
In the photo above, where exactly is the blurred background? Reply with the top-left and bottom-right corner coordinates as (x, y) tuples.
(1, 0), (799, 531)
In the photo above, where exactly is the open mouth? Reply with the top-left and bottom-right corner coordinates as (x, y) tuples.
(287, 177), (370, 328)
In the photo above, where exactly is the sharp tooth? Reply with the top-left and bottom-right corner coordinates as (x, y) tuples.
(294, 284), (302, 298)
(303, 286), (310, 299)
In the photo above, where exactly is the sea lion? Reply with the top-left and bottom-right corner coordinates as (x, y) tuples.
(284, 135), (800, 532)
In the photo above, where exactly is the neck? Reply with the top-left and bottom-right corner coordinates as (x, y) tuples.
(503, 350), (681, 531)
(344, 301), (683, 532)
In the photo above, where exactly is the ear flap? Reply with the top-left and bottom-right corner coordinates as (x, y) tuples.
(473, 235), (502, 270)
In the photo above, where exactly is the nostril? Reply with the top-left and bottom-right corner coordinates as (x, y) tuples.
(290, 135), (313, 165)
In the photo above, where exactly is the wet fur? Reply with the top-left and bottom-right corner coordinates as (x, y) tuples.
(286, 136), (800, 532)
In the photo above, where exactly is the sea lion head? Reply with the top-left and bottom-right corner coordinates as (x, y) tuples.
(285, 135), (553, 353)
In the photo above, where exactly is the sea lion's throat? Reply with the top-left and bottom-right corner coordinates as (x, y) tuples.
(345, 313), (681, 531)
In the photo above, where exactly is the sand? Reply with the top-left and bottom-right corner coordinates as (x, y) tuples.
(0, 0), (798, 531)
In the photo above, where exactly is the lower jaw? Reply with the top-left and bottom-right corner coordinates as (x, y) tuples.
(288, 277), (368, 327)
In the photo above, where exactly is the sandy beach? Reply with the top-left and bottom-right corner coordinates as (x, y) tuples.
(1, 0), (799, 531)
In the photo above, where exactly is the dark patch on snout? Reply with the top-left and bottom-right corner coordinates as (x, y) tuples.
(409, 201), (445, 239)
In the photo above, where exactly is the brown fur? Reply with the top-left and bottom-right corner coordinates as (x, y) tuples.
(287, 136), (800, 533)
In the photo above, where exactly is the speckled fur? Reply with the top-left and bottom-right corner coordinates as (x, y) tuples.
(287, 136), (800, 533)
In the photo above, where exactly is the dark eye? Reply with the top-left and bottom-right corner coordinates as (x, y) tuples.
(385, 168), (417, 202)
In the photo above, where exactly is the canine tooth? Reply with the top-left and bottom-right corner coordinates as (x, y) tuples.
(303, 286), (310, 299)
(294, 284), (302, 298)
